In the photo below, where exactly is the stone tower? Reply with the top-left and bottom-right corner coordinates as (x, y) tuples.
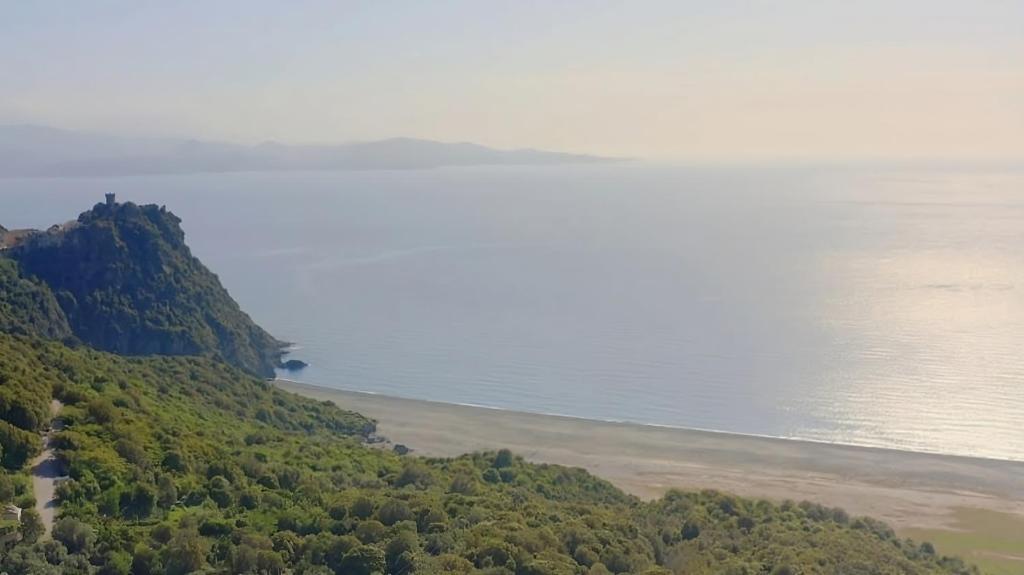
(105, 193), (116, 206)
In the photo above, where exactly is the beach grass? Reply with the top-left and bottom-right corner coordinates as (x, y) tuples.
(902, 507), (1024, 575)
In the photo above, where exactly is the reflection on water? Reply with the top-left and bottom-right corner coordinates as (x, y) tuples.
(809, 197), (1024, 459)
(2, 165), (1022, 461)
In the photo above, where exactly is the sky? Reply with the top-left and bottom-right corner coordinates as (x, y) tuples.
(1, 0), (1022, 161)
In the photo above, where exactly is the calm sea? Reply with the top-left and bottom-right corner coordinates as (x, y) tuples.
(3, 164), (1023, 461)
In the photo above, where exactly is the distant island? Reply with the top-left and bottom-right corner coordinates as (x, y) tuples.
(0, 125), (622, 177)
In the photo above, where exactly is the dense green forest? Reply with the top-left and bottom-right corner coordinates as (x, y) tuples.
(0, 258), (72, 341)
(5, 201), (283, 376)
(0, 335), (976, 574)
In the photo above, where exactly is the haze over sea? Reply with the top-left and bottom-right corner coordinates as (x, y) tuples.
(3, 164), (1023, 461)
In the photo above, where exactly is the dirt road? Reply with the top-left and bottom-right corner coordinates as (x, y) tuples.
(30, 399), (64, 538)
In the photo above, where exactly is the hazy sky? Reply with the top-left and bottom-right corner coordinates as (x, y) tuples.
(2, 1), (1022, 160)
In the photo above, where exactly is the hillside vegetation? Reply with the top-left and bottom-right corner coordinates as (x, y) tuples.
(0, 334), (977, 574)
(0, 258), (72, 341)
(6, 201), (283, 376)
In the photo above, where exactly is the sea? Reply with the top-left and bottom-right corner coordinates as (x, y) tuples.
(3, 163), (1023, 462)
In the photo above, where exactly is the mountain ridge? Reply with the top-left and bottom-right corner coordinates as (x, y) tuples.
(0, 124), (621, 177)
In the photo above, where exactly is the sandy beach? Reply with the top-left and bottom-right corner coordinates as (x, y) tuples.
(277, 379), (1024, 571)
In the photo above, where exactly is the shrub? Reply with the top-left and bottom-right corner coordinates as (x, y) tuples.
(0, 421), (40, 469)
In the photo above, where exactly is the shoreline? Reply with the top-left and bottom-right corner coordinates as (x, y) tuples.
(276, 378), (1024, 571)
(275, 379), (1021, 466)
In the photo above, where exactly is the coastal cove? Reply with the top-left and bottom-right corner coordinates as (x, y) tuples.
(277, 379), (1024, 574)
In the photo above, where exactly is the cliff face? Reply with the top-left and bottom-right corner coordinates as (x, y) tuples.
(8, 201), (283, 376)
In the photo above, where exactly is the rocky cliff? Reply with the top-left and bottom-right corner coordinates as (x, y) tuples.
(7, 200), (283, 376)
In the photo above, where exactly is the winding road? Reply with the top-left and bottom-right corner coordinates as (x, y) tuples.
(30, 399), (64, 538)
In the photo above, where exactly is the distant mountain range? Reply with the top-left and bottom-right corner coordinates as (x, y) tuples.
(0, 125), (619, 177)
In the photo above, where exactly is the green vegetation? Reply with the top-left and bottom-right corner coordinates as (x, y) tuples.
(903, 508), (1024, 575)
(0, 334), (977, 574)
(0, 258), (72, 341)
(6, 201), (283, 376)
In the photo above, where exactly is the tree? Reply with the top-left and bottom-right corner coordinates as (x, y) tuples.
(600, 549), (634, 574)
(1, 543), (65, 575)
(447, 473), (477, 495)
(737, 516), (755, 533)
(0, 472), (14, 502)
(395, 462), (433, 489)
(390, 551), (416, 575)
(86, 398), (118, 425)
(231, 544), (259, 574)
(19, 507), (45, 544)
(325, 535), (361, 573)
(386, 531), (420, 573)
(351, 496), (375, 519)
(114, 438), (148, 467)
(271, 530), (302, 562)
(339, 545), (386, 575)
(377, 499), (414, 526)
(130, 544), (162, 575)
(428, 554), (474, 574)
(164, 528), (208, 575)
(256, 550), (286, 575)
(52, 517), (96, 554)
(208, 475), (233, 508)
(493, 449), (514, 469)
(681, 520), (700, 541)
(355, 520), (386, 544)
(120, 483), (156, 519)
(157, 475), (177, 508)
(160, 450), (188, 473)
(97, 550), (133, 575)
(574, 547), (599, 567)
(0, 421), (40, 469)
